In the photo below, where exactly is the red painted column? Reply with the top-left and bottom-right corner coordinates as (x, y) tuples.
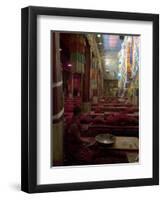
(82, 41), (91, 112)
(83, 42), (91, 102)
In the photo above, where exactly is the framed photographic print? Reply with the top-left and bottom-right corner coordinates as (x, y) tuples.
(21, 6), (159, 193)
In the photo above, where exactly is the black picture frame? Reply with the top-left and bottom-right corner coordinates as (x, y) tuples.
(21, 6), (159, 193)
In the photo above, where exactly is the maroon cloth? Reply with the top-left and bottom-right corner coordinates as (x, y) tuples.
(105, 113), (138, 126)
(92, 116), (105, 125)
(65, 116), (94, 164)
(80, 115), (92, 124)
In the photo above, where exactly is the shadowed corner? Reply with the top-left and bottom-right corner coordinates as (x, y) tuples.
(9, 183), (21, 191)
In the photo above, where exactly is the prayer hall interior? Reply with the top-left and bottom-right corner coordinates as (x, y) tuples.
(52, 32), (139, 166)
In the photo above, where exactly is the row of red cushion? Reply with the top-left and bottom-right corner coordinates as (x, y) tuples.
(80, 113), (138, 126)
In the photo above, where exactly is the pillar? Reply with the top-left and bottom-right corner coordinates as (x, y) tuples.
(52, 32), (64, 166)
(82, 41), (91, 112)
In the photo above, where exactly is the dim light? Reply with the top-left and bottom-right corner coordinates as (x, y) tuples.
(67, 63), (72, 67)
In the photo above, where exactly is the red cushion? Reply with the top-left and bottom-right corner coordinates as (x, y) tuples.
(92, 116), (105, 124)
(80, 115), (92, 124)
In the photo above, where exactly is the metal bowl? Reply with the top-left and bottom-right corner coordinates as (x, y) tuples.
(95, 133), (115, 145)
